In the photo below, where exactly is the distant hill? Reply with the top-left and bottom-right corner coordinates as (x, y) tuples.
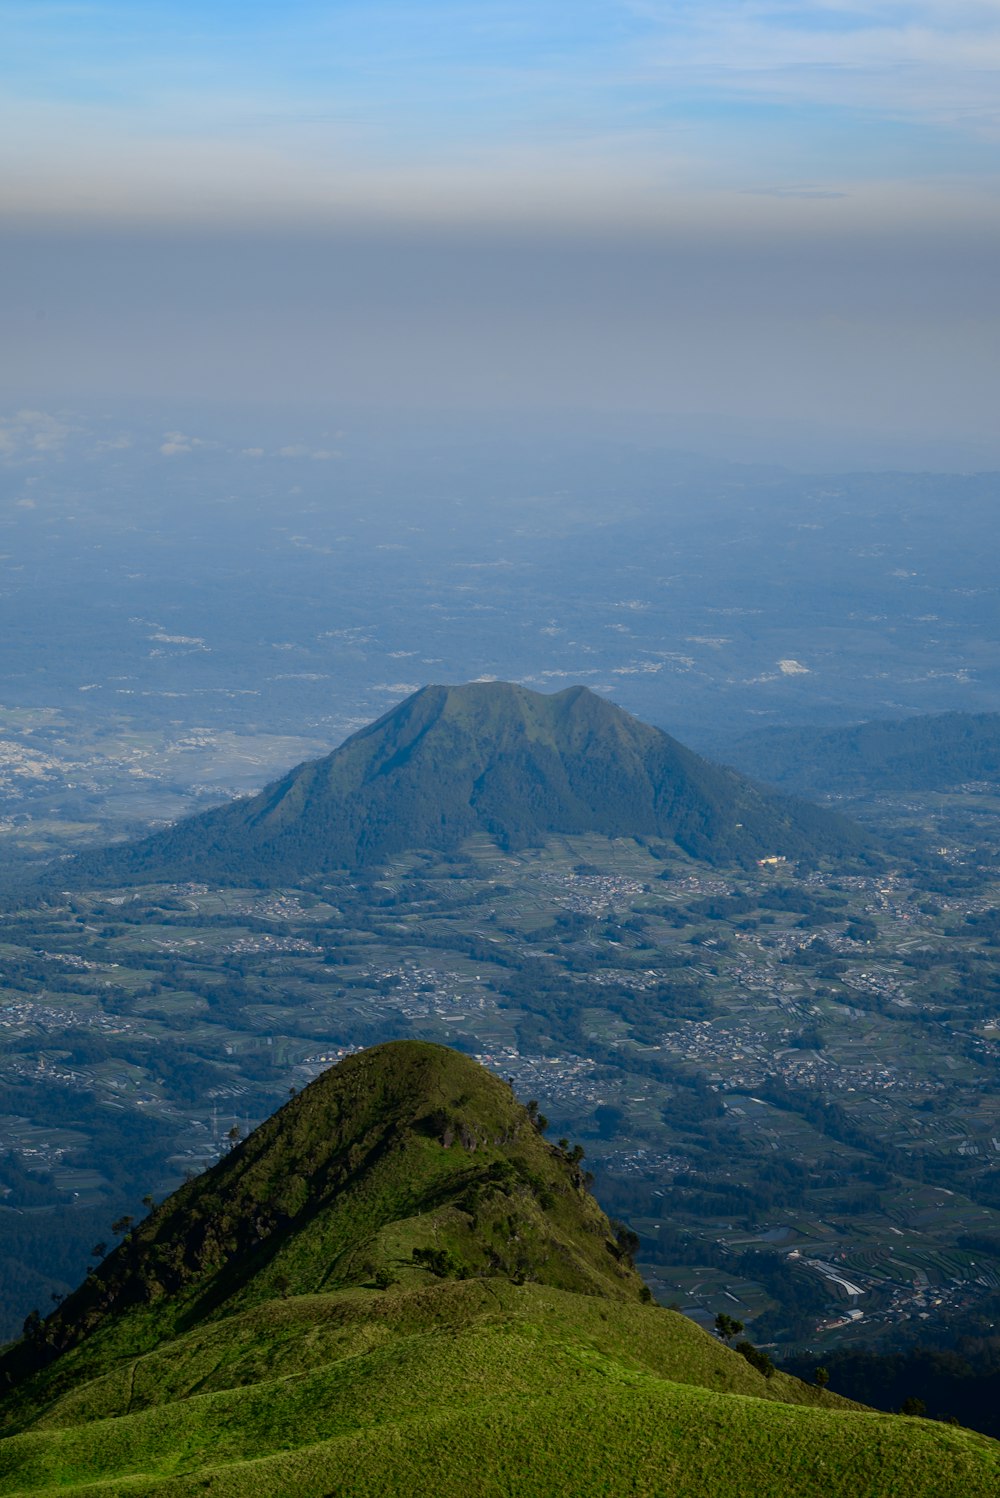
(2, 1040), (995, 1497)
(65, 681), (866, 886)
(727, 710), (1000, 799)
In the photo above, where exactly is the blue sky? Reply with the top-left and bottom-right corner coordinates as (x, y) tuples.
(1, 3), (997, 459)
(3, 1), (999, 223)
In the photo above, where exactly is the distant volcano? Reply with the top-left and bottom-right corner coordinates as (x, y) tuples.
(67, 681), (865, 886)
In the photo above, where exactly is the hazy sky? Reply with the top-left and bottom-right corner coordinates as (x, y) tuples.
(2, 2), (998, 462)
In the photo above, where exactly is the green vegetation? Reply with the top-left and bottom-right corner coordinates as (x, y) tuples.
(64, 681), (866, 888)
(730, 710), (1000, 799)
(1, 815), (999, 1360)
(0, 686), (998, 1395)
(1, 1042), (996, 1497)
(783, 1332), (1000, 1439)
(0, 1041), (642, 1390)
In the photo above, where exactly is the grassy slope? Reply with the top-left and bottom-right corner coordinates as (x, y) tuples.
(0, 1282), (996, 1497)
(1, 1043), (643, 1390)
(0, 1042), (996, 1495)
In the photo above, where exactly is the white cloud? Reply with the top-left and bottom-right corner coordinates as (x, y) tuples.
(0, 409), (76, 459)
(626, 2), (1000, 136)
(0, 1), (998, 233)
(159, 430), (208, 456)
(278, 445), (336, 460)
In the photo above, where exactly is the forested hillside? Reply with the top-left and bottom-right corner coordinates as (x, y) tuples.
(64, 682), (866, 888)
(729, 711), (1000, 798)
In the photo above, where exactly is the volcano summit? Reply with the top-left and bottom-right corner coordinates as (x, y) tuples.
(70, 681), (864, 887)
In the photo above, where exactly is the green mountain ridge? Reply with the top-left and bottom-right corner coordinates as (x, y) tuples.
(727, 709), (1000, 798)
(0, 1042), (996, 1496)
(64, 681), (866, 886)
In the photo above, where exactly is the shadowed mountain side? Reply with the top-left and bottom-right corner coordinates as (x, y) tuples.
(62, 682), (867, 887)
(727, 710), (1000, 799)
(0, 1042), (995, 1498)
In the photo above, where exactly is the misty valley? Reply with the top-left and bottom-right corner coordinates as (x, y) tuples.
(4, 4), (1000, 1487)
(0, 428), (998, 1481)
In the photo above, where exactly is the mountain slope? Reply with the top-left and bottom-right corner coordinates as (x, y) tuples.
(0, 1042), (996, 1497)
(727, 710), (1000, 799)
(1, 1040), (643, 1386)
(68, 681), (865, 886)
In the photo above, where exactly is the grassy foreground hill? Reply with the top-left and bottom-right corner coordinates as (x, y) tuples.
(0, 1042), (996, 1497)
(64, 681), (865, 887)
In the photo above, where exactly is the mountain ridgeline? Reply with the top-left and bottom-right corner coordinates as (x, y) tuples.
(1, 1042), (996, 1497)
(68, 682), (865, 886)
(728, 709), (1000, 800)
(2, 1040), (644, 1384)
